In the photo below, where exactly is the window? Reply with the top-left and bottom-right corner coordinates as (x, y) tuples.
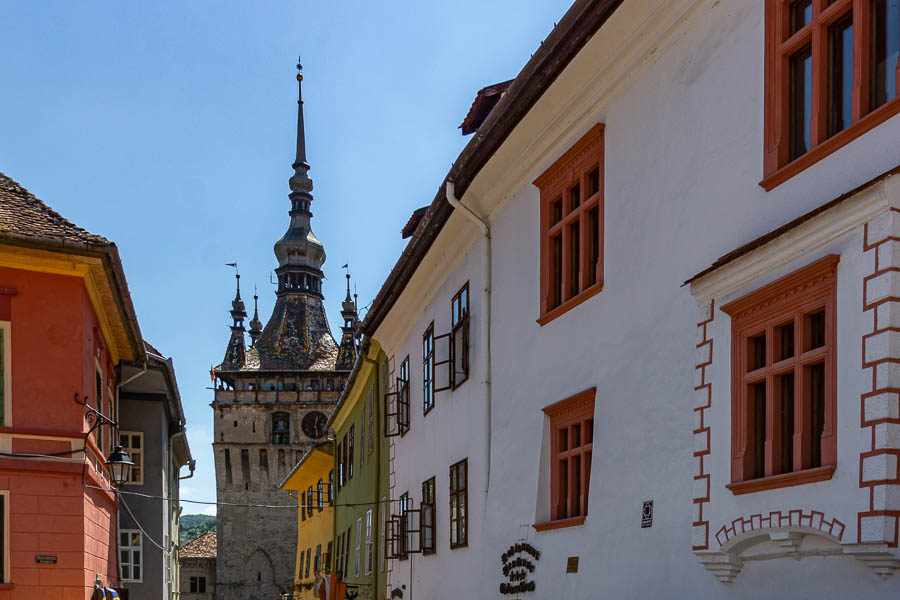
(305, 547), (311, 578)
(306, 487), (314, 518)
(328, 470), (334, 504)
(315, 544), (321, 573)
(385, 357), (410, 437)
(380, 495), (387, 572)
(354, 517), (362, 577)
(224, 449), (233, 489)
(189, 576), (207, 593)
(119, 432), (143, 485)
(0, 322), (10, 426)
(534, 124), (604, 325)
(451, 283), (470, 389)
(326, 540), (333, 571)
(421, 477), (436, 555)
(0, 491), (7, 583)
(299, 549), (305, 579)
(365, 509), (373, 574)
(241, 449), (251, 490)
(343, 526), (351, 577)
(367, 387), (375, 454)
(539, 388), (595, 528)
(722, 255), (838, 491)
(449, 459), (468, 548)
(763, 0), (900, 188)
(423, 323), (435, 414)
(360, 406), (366, 467)
(317, 479), (324, 511)
(337, 439), (344, 489)
(397, 492), (410, 560)
(349, 424), (355, 480)
(272, 412), (290, 445)
(120, 530), (142, 582)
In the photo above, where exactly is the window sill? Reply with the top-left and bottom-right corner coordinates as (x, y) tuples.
(532, 516), (586, 532)
(760, 98), (900, 191)
(0, 583), (14, 590)
(537, 283), (603, 327)
(726, 465), (835, 495)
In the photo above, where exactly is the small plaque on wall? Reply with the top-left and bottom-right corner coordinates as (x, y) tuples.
(566, 556), (579, 573)
(35, 555), (57, 564)
(642, 500), (653, 528)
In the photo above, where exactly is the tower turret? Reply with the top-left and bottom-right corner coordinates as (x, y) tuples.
(248, 289), (263, 348)
(221, 273), (247, 369)
(336, 272), (360, 370)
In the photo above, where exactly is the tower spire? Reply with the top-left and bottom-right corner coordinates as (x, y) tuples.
(249, 287), (263, 347)
(288, 58), (313, 202)
(221, 272), (247, 368)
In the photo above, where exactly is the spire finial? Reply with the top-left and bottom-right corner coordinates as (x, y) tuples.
(292, 56), (309, 175)
(249, 286), (263, 347)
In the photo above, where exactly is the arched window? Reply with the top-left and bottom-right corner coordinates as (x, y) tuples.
(272, 413), (290, 445)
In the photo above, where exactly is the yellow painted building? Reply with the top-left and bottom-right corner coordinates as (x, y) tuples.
(281, 441), (335, 599)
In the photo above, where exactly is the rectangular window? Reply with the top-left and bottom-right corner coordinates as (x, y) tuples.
(307, 487), (314, 518)
(354, 517), (362, 577)
(423, 323), (435, 415)
(449, 459), (468, 548)
(763, 0), (900, 188)
(299, 546), (306, 579)
(349, 424), (355, 480)
(421, 477), (436, 555)
(451, 283), (470, 389)
(540, 388), (595, 527)
(189, 576), (207, 593)
(400, 356), (410, 434)
(0, 322), (9, 427)
(365, 509), (373, 574)
(272, 412), (290, 445)
(367, 387), (375, 454)
(315, 544), (321, 574)
(120, 530), (142, 582)
(0, 492), (7, 583)
(337, 440), (344, 489)
(360, 406), (366, 467)
(380, 495), (387, 572)
(534, 124), (604, 324)
(317, 479), (324, 510)
(328, 470), (334, 504)
(305, 547), (311, 578)
(398, 492), (409, 560)
(343, 526), (351, 577)
(119, 432), (144, 485)
(723, 255), (838, 491)
(326, 540), (333, 571)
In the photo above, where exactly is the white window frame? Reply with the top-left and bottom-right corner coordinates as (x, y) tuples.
(119, 431), (144, 485)
(365, 509), (373, 574)
(0, 322), (11, 426)
(120, 529), (143, 582)
(354, 516), (362, 577)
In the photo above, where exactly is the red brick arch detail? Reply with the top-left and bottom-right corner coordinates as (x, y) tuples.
(714, 509), (846, 548)
(693, 300), (714, 551)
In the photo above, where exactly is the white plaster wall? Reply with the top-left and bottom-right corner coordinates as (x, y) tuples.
(379, 0), (900, 596)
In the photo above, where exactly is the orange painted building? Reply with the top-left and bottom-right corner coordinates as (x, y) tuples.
(0, 173), (145, 599)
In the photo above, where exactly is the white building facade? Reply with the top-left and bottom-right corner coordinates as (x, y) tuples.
(361, 0), (900, 597)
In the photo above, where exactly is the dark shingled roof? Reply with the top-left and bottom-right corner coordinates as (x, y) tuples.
(459, 79), (514, 135)
(0, 172), (111, 246)
(181, 531), (216, 559)
(401, 207), (428, 240)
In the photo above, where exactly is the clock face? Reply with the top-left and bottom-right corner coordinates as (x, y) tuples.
(302, 411), (328, 439)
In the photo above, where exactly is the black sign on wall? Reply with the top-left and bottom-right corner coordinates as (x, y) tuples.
(642, 500), (654, 528)
(500, 542), (540, 595)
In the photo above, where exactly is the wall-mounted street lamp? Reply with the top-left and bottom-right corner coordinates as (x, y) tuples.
(75, 392), (132, 487)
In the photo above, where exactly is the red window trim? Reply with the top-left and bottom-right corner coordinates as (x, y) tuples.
(762, 0), (900, 190)
(722, 254), (838, 490)
(535, 387), (595, 530)
(534, 124), (605, 326)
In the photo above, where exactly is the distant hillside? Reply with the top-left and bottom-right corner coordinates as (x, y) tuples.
(180, 514), (216, 544)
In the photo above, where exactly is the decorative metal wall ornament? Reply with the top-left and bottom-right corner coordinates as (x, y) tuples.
(642, 500), (654, 528)
(499, 542), (540, 595)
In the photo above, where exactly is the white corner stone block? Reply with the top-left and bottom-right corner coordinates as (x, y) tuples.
(859, 515), (899, 544)
(693, 475), (709, 500)
(698, 299), (713, 322)
(694, 365), (705, 389)
(874, 423), (900, 450)
(693, 430), (709, 454)
(694, 386), (711, 409)
(867, 211), (900, 247)
(867, 271), (900, 306)
(876, 301), (900, 329)
(872, 484), (900, 511)
(865, 331), (900, 364)
(862, 453), (898, 483)
(696, 342), (711, 368)
(878, 240), (900, 270)
(876, 362), (900, 389)
(692, 524), (709, 548)
(865, 392), (900, 422)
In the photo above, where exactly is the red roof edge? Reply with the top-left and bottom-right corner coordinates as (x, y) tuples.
(401, 207), (429, 239)
(459, 79), (514, 135)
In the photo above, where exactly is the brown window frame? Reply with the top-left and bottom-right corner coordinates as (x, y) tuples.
(535, 388), (595, 531)
(349, 424), (355, 480)
(449, 458), (468, 549)
(421, 477), (436, 555)
(272, 412), (290, 445)
(397, 492), (410, 561)
(423, 323), (435, 415)
(722, 255), (838, 493)
(451, 283), (470, 389)
(534, 123), (605, 326)
(762, 0), (900, 190)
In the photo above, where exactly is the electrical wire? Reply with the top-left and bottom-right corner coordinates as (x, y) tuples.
(0, 449), (84, 459)
(84, 483), (401, 510)
(117, 490), (167, 552)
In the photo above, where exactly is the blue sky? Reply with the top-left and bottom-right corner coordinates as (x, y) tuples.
(0, 0), (572, 514)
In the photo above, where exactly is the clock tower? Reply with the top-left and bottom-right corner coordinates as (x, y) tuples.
(210, 60), (358, 600)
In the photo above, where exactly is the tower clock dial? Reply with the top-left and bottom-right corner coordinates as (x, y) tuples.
(301, 411), (328, 439)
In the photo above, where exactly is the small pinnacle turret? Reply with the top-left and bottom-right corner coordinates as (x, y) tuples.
(249, 289), (262, 347)
(336, 272), (360, 370)
(221, 273), (247, 368)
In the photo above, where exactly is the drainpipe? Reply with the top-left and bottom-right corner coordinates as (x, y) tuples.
(446, 180), (492, 503)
